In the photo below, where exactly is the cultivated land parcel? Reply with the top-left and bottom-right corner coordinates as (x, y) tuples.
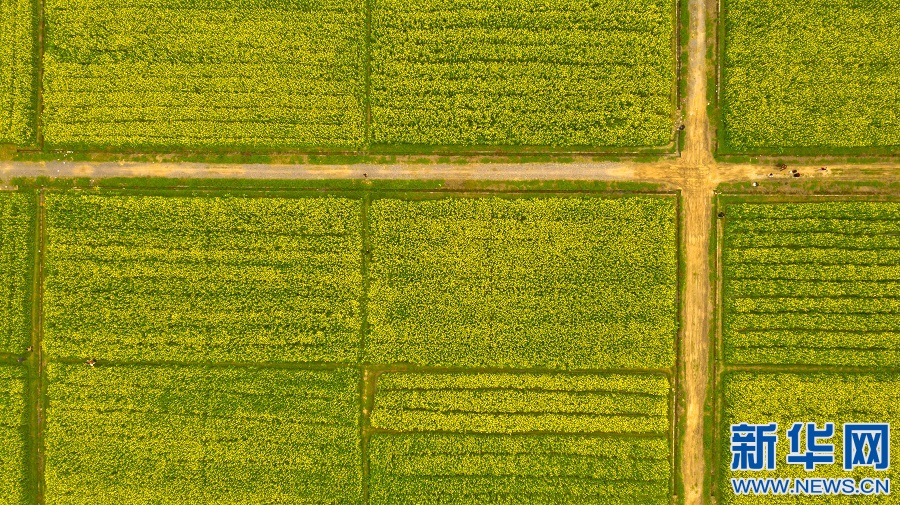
(0, 0), (680, 153)
(715, 195), (900, 503)
(719, 0), (900, 155)
(0, 184), (680, 503)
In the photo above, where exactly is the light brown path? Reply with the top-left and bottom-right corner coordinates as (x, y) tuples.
(2, 0), (899, 504)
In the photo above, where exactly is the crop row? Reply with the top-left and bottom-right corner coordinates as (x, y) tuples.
(0, 193), (34, 354)
(720, 372), (899, 504)
(369, 371), (671, 504)
(722, 201), (900, 366)
(371, 371), (671, 434)
(40, 192), (677, 370)
(721, 0), (900, 151)
(44, 364), (361, 504)
(27, 0), (678, 150)
(0, 0), (34, 145)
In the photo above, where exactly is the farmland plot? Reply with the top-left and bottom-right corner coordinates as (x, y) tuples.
(720, 372), (899, 504)
(722, 201), (900, 366)
(42, 0), (366, 149)
(366, 196), (678, 369)
(369, 0), (677, 148)
(0, 0), (34, 145)
(0, 192), (34, 354)
(43, 194), (362, 363)
(721, 0), (900, 152)
(0, 366), (26, 505)
(44, 364), (361, 504)
(369, 371), (672, 504)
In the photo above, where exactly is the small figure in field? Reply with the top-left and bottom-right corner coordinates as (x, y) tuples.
(679, 124), (685, 131)
(793, 172), (801, 178)
(777, 163), (788, 171)
(767, 173), (774, 178)
(16, 357), (24, 363)
(26, 346), (32, 352)
(752, 182), (759, 187)
(820, 167), (828, 171)
(363, 173), (368, 178)
(790, 169), (798, 174)
(717, 212), (726, 219)
(86, 358), (96, 367)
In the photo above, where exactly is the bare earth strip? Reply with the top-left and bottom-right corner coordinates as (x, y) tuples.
(2, 0), (899, 503)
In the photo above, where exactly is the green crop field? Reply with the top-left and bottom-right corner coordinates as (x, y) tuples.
(0, 366), (26, 505)
(0, 0), (35, 145)
(719, 372), (899, 504)
(721, 200), (900, 366)
(369, 371), (672, 504)
(44, 364), (361, 504)
(43, 193), (363, 363)
(0, 192), (34, 354)
(1, 184), (682, 504)
(366, 195), (678, 369)
(720, 0), (900, 153)
(42, 0), (366, 149)
(3, 0), (680, 153)
(369, 0), (677, 148)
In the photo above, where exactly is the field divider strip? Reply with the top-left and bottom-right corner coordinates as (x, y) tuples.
(362, 0), (373, 150)
(32, 189), (45, 505)
(359, 193), (372, 505)
(364, 428), (671, 438)
(35, 0), (45, 149)
(361, 365), (675, 376)
(721, 364), (900, 373)
(42, 358), (362, 371)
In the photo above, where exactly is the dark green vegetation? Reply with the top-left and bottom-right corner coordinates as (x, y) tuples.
(44, 194), (363, 363)
(720, 372), (900, 504)
(43, 0), (366, 149)
(722, 200), (900, 366)
(367, 196), (678, 369)
(0, 0), (35, 145)
(369, 0), (677, 148)
(369, 371), (672, 504)
(0, 192), (34, 354)
(721, 0), (900, 153)
(0, 366), (26, 504)
(44, 364), (361, 504)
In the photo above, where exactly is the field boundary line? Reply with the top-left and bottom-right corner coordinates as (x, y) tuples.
(365, 428), (671, 438)
(35, 0), (45, 150)
(711, 193), (725, 504)
(362, 365), (674, 376)
(362, 0), (373, 150)
(41, 185), (681, 197)
(33, 189), (45, 505)
(721, 364), (900, 374)
(672, 187), (684, 505)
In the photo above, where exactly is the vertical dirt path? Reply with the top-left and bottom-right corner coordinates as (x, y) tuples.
(678, 0), (716, 502)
